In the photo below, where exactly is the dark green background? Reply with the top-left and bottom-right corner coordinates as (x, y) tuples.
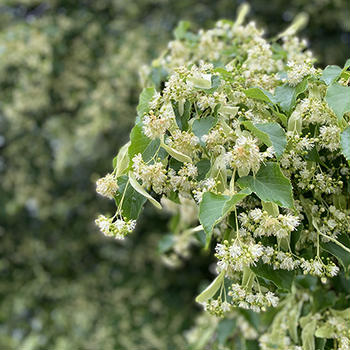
(0, 0), (348, 348)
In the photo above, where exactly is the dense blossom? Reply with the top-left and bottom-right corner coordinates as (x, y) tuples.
(96, 173), (119, 199)
(96, 8), (350, 350)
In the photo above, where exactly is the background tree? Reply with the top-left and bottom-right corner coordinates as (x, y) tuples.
(0, 0), (348, 348)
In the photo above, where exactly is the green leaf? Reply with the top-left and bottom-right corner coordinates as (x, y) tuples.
(311, 289), (335, 313)
(137, 87), (156, 117)
(203, 75), (221, 94)
(244, 121), (287, 159)
(195, 229), (206, 247)
(251, 262), (294, 290)
(239, 309), (260, 331)
(288, 300), (303, 343)
(187, 73), (212, 89)
(195, 270), (225, 303)
(160, 140), (192, 163)
(276, 12), (308, 39)
(340, 126), (350, 161)
(315, 325), (334, 339)
(301, 319), (316, 350)
(128, 124), (160, 162)
(115, 175), (147, 220)
(344, 59), (350, 70)
(214, 67), (235, 81)
(210, 155), (228, 193)
(128, 171), (162, 210)
(288, 108), (303, 134)
(237, 162), (294, 208)
(217, 319), (236, 345)
(192, 116), (217, 146)
(235, 3), (250, 27)
(158, 234), (175, 253)
(321, 234), (350, 272)
(325, 83), (350, 120)
(242, 121), (271, 146)
(330, 307), (350, 319)
(321, 65), (342, 85)
(196, 158), (211, 181)
(219, 105), (239, 117)
(174, 20), (191, 40)
(255, 122), (287, 159)
(150, 66), (168, 89)
(315, 338), (326, 350)
(113, 141), (130, 177)
(199, 189), (252, 238)
(174, 100), (191, 130)
(262, 201), (279, 216)
(244, 340), (260, 350)
(244, 87), (276, 104)
(242, 267), (254, 289)
(274, 79), (308, 113)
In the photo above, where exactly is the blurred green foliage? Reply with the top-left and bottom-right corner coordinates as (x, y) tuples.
(0, 0), (348, 348)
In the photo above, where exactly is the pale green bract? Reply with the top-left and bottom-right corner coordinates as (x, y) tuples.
(96, 7), (350, 350)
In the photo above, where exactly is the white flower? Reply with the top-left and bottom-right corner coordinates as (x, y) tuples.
(221, 301), (231, 312)
(239, 212), (249, 225)
(114, 219), (125, 231)
(143, 103), (175, 139)
(327, 219), (337, 230)
(313, 260), (323, 276)
(327, 264), (339, 277)
(132, 154), (168, 194)
(239, 301), (250, 309)
(229, 244), (242, 258)
(286, 59), (316, 86)
(250, 244), (264, 259)
(264, 146), (275, 158)
(250, 208), (263, 222)
(275, 228), (287, 239)
(231, 135), (264, 176)
(96, 173), (119, 199)
(280, 256), (295, 271)
(265, 292), (279, 307)
(319, 125), (341, 151)
(95, 215), (111, 235)
(281, 214), (300, 231)
(301, 260), (312, 274)
(95, 215), (137, 240)
(215, 243), (226, 256)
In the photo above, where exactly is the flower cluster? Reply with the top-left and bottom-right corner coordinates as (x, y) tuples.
(132, 154), (168, 194)
(224, 135), (274, 176)
(286, 59), (317, 86)
(95, 214), (136, 239)
(216, 239), (340, 278)
(215, 240), (265, 273)
(165, 130), (199, 158)
(203, 282), (279, 317)
(96, 173), (119, 199)
(169, 163), (198, 192)
(228, 285), (279, 312)
(96, 11), (350, 349)
(143, 103), (175, 139)
(239, 209), (300, 239)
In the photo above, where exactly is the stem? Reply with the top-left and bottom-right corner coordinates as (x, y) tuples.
(234, 206), (240, 240)
(219, 281), (225, 299)
(146, 144), (161, 164)
(116, 178), (130, 217)
(255, 276), (262, 293)
(318, 231), (350, 254)
(229, 168), (236, 194)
